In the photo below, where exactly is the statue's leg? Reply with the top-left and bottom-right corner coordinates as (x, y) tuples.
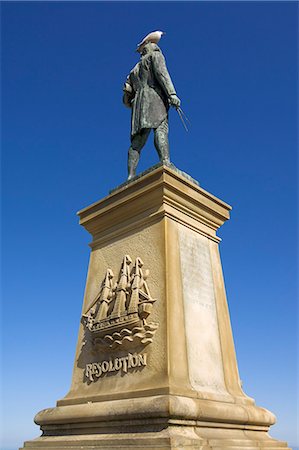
(127, 129), (150, 180)
(154, 118), (170, 165)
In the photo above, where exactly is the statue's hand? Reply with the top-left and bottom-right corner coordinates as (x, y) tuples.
(123, 82), (134, 108)
(169, 94), (181, 109)
(123, 82), (133, 94)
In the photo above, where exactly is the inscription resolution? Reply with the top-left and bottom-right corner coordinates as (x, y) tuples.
(85, 352), (147, 381)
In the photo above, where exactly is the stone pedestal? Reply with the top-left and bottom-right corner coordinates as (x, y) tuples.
(21, 165), (290, 449)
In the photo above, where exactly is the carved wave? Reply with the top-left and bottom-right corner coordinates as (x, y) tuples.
(93, 322), (159, 350)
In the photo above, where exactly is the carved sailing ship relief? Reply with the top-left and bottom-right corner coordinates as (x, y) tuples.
(82, 255), (158, 350)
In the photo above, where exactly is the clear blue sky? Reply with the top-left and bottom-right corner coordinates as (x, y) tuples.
(1, 2), (298, 449)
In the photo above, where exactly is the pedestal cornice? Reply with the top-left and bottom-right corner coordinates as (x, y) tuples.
(78, 165), (232, 245)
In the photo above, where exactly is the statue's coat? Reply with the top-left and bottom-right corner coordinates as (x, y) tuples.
(123, 45), (176, 137)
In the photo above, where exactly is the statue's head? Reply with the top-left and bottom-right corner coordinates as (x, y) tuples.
(140, 42), (160, 56)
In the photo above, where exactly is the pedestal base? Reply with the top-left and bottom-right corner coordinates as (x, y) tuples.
(21, 428), (290, 450)
(20, 394), (290, 449)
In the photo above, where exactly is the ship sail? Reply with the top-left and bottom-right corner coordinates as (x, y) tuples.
(128, 257), (144, 314)
(94, 269), (114, 321)
(110, 255), (132, 319)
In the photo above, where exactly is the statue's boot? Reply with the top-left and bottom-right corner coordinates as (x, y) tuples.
(127, 148), (140, 180)
(154, 119), (170, 165)
(127, 130), (151, 180)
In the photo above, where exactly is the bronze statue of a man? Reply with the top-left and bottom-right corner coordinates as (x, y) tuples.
(123, 42), (181, 180)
